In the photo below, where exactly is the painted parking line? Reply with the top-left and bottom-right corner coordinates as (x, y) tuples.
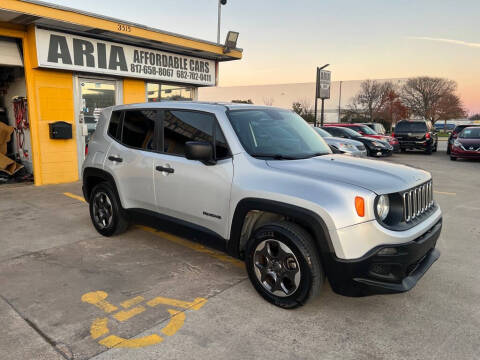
(64, 192), (87, 202)
(82, 290), (206, 349)
(434, 191), (456, 196)
(62, 192), (244, 268)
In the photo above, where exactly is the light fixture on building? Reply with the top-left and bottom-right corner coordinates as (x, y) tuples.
(223, 31), (239, 53)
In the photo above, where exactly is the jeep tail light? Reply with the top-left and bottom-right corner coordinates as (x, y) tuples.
(391, 132), (395, 138)
(425, 133), (431, 140)
(355, 196), (365, 217)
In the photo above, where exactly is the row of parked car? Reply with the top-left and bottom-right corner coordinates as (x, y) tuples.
(316, 120), (480, 161)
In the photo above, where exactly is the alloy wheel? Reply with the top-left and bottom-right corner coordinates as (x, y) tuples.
(253, 239), (301, 297)
(92, 191), (113, 229)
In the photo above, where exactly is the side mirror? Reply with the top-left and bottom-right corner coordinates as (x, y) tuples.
(185, 141), (215, 164)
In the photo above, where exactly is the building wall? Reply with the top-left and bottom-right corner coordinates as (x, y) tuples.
(123, 79), (146, 104)
(29, 69), (78, 184)
(199, 79), (407, 123)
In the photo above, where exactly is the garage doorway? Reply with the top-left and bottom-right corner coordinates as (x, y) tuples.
(74, 77), (122, 173)
(0, 36), (32, 185)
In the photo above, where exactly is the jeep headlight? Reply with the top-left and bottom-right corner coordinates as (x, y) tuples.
(376, 195), (390, 221)
(453, 139), (461, 147)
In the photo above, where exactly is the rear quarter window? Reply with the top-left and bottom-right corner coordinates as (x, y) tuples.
(107, 111), (122, 141)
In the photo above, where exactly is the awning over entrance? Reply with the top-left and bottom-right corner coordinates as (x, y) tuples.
(0, 0), (242, 62)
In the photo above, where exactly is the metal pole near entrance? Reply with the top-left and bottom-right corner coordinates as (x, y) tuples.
(314, 67), (319, 127)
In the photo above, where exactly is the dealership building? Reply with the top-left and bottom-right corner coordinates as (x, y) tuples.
(0, 0), (241, 185)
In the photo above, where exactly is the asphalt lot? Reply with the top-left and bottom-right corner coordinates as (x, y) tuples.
(0, 141), (479, 360)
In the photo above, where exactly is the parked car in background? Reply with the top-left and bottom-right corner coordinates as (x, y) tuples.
(450, 127), (480, 161)
(434, 123), (455, 132)
(324, 123), (399, 152)
(447, 124), (480, 154)
(364, 122), (387, 135)
(322, 126), (393, 157)
(392, 120), (438, 154)
(314, 127), (367, 157)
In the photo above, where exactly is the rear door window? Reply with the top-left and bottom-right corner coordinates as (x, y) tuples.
(121, 110), (158, 151)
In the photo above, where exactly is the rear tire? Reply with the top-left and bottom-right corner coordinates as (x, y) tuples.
(401, 148), (407, 153)
(89, 182), (129, 237)
(433, 142), (437, 152)
(245, 221), (324, 309)
(425, 146), (432, 155)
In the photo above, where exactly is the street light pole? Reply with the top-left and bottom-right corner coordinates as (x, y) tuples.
(217, 1), (222, 44)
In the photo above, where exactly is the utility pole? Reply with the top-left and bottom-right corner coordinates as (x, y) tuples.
(314, 68), (319, 127)
(338, 81), (342, 122)
(217, 0), (227, 44)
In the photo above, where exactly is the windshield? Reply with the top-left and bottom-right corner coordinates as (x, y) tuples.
(227, 109), (332, 159)
(314, 127), (332, 137)
(336, 127), (363, 138)
(395, 121), (427, 132)
(459, 128), (480, 138)
(354, 125), (377, 135)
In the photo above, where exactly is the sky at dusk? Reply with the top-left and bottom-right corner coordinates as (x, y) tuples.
(49, 0), (480, 114)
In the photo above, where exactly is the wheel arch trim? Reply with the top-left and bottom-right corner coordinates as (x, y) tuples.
(82, 167), (121, 206)
(228, 198), (335, 259)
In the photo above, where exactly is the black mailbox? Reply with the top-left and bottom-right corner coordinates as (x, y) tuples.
(49, 121), (72, 139)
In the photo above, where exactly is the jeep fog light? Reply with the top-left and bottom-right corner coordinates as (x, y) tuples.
(377, 195), (390, 221)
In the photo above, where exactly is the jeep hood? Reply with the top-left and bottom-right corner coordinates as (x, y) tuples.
(266, 155), (431, 194)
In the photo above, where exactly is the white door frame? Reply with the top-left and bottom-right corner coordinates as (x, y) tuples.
(73, 75), (123, 176)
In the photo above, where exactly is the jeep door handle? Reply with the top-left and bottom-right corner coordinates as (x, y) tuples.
(156, 166), (174, 174)
(108, 156), (123, 163)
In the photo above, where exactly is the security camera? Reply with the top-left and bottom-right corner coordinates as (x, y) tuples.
(220, 0), (227, 5)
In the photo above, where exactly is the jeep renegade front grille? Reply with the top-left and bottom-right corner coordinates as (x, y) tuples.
(402, 181), (434, 222)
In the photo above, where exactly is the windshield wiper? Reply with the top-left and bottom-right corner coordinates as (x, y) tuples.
(250, 153), (299, 160)
(297, 152), (329, 159)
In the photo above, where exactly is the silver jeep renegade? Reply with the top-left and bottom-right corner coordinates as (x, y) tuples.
(82, 102), (442, 308)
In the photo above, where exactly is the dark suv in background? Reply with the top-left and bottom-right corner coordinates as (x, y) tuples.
(393, 120), (438, 154)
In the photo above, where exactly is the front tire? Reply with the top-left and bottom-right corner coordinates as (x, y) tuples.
(450, 156), (457, 161)
(89, 182), (129, 237)
(245, 221), (324, 308)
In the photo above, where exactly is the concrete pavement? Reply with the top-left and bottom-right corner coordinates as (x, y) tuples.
(0, 147), (479, 360)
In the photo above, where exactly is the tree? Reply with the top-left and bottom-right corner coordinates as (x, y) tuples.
(400, 77), (461, 123)
(231, 99), (253, 104)
(292, 99), (315, 123)
(352, 80), (393, 121)
(469, 113), (480, 120)
(375, 88), (409, 130)
(435, 93), (466, 122)
(263, 97), (274, 106)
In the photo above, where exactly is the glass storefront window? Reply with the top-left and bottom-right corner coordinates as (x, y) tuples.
(147, 83), (195, 102)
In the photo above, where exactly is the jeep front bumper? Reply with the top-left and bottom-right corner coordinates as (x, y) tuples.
(324, 219), (441, 297)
